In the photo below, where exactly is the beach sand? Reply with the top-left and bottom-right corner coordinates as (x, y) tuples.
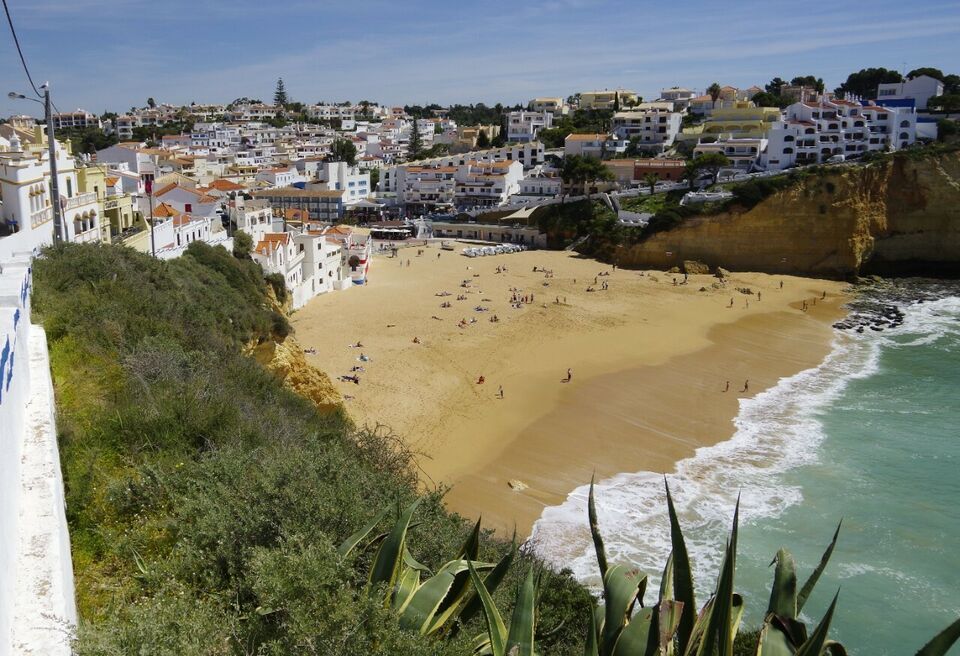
(291, 242), (846, 536)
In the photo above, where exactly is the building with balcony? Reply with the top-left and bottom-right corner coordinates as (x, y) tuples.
(252, 187), (346, 223)
(658, 87), (696, 111)
(611, 109), (682, 151)
(694, 137), (767, 170)
(50, 109), (101, 131)
(579, 90), (639, 110)
(529, 97), (568, 116)
(507, 111), (554, 143)
(563, 133), (628, 159)
(876, 74), (945, 110)
(698, 102), (781, 139)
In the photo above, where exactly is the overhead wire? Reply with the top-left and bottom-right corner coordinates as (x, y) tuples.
(2, 0), (42, 98)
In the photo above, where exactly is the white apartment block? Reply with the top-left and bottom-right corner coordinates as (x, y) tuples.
(529, 97), (568, 116)
(381, 159), (523, 210)
(563, 133), (628, 158)
(507, 111), (554, 142)
(763, 100), (916, 170)
(658, 88), (696, 110)
(307, 162), (370, 205)
(0, 128), (102, 257)
(876, 75), (945, 110)
(694, 138), (768, 170)
(611, 110), (682, 151)
(50, 109), (101, 131)
(255, 166), (302, 188)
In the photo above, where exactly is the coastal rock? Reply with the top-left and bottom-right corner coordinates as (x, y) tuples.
(249, 336), (343, 413)
(667, 266), (681, 273)
(682, 260), (710, 275)
(508, 479), (528, 491)
(609, 152), (960, 278)
(716, 267), (730, 279)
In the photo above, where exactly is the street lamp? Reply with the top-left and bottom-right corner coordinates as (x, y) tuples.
(8, 83), (66, 245)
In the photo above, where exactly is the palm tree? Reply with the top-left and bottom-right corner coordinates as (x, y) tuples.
(643, 172), (659, 195)
(707, 82), (722, 108)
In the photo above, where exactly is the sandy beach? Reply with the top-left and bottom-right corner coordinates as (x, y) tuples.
(291, 242), (846, 535)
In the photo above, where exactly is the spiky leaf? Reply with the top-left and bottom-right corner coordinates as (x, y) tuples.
(666, 479), (697, 654)
(699, 495), (739, 656)
(795, 590), (839, 656)
(454, 539), (516, 634)
(659, 552), (675, 604)
(584, 603), (600, 656)
(916, 616), (960, 656)
(797, 521), (841, 614)
(369, 498), (420, 593)
(611, 606), (655, 656)
(589, 477), (609, 579)
(767, 549), (798, 619)
(468, 560), (508, 656)
(757, 620), (796, 656)
(392, 566), (421, 614)
(505, 568), (537, 656)
(337, 506), (389, 557)
(601, 565), (648, 656)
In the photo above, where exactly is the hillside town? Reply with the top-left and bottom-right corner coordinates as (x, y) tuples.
(2, 70), (957, 309)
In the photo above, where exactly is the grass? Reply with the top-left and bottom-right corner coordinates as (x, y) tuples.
(33, 241), (592, 655)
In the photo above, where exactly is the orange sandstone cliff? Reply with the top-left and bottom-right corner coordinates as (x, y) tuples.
(612, 152), (960, 278)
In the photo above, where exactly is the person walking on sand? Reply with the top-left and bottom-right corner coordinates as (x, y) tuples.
(723, 380), (730, 392)
(780, 280), (784, 289)
(566, 368), (573, 383)
(741, 379), (749, 393)
(729, 297), (734, 308)
(757, 291), (761, 301)
(498, 385), (504, 399)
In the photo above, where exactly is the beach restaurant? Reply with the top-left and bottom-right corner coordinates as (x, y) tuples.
(430, 221), (546, 248)
(369, 221), (415, 240)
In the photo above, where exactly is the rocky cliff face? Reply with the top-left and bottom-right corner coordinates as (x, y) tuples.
(249, 335), (344, 413)
(613, 152), (960, 278)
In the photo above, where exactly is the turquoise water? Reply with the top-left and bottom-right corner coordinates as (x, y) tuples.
(532, 284), (960, 655)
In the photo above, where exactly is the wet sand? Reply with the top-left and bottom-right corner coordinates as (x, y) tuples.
(291, 242), (846, 536)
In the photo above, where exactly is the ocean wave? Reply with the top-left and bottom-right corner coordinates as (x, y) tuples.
(530, 332), (883, 595)
(884, 296), (960, 348)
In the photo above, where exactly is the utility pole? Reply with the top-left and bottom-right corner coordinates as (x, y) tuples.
(42, 84), (65, 244)
(145, 178), (156, 257)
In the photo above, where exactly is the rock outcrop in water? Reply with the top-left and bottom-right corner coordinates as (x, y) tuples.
(611, 151), (960, 279)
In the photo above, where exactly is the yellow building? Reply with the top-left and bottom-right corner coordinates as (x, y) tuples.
(700, 102), (781, 139)
(579, 89), (639, 110)
(76, 164), (138, 242)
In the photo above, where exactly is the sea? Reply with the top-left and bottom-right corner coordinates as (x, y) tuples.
(530, 280), (960, 655)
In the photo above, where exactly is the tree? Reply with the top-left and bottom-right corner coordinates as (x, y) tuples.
(686, 152), (731, 186)
(560, 155), (613, 194)
(613, 91), (620, 113)
(407, 122), (425, 160)
(643, 172), (659, 195)
(751, 92), (788, 109)
(765, 77), (787, 95)
(147, 97), (156, 109)
(274, 78), (288, 107)
(475, 128), (490, 149)
(331, 139), (358, 166)
(936, 118), (958, 143)
(232, 230), (253, 258)
(907, 67), (945, 81)
(944, 74), (960, 95)
(927, 95), (960, 112)
(790, 75), (825, 93)
(707, 82), (722, 108)
(833, 67), (902, 99)
(369, 167), (380, 191)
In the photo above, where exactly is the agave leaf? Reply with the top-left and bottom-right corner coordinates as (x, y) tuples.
(392, 566), (421, 614)
(666, 479), (697, 655)
(795, 590), (839, 656)
(584, 603), (600, 656)
(729, 594), (745, 644)
(425, 561), (496, 636)
(468, 559), (508, 656)
(472, 632), (493, 655)
(403, 547), (433, 575)
(797, 521), (841, 614)
(611, 606), (655, 656)
(457, 517), (483, 560)
(337, 506), (390, 557)
(454, 537), (517, 635)
(402, 559), (493, 634)
(915, 616), (960, 656)
(589, 476), (609, 579)
(658, 599), (684, 652)
(757, 620), (797, 656)
(767, 549), (798, 619)
(823, 640), (848, 655)
(505, 568), (537, 656)
(601, 564), (648, 656)
(434, 518), (485, 623)
(369, 498), (421, 593)
(700, 495), (739, 656)
(659, 552), (675, 604)
(684, 596), (714, 656)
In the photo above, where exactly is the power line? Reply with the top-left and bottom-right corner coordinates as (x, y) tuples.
(2, 0), (42, 98)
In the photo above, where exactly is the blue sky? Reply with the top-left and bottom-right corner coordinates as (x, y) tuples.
(2, 0), (959, 117)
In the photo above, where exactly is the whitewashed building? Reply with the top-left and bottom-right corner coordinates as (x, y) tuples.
(507, 111), (554, 142)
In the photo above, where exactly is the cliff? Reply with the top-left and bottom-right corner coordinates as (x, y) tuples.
(249, 335), (344, 414)
(611, 151), (960, 278)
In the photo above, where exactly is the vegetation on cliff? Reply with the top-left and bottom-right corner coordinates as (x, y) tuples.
(32, 242), (592, 654)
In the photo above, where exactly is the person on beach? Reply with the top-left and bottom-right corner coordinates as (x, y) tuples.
(729, 297), (734, 308)
(412, 336), (421, 344)
(498, 385), (504, 399)
(757, 291), (761, 301)
(802, 301), (808, 312)
(741, 379), (749, 393)
(724, 380), (730, 392)
(822, 290), (827, 299)
(477, 375), (485, 384)
(780, 280), (784, 289)
(566, 368), (573, 382)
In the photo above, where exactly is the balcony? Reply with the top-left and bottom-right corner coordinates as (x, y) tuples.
(64, 192), (97, 210)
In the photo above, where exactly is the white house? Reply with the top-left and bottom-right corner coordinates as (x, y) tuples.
(307, 162), (370, 205)
(563, 134), (628, 158)
(255, 165), (302, 188)
(507, 111), (554, 142)
(876, 75), (944, 110)
(611, 110), (682, 151)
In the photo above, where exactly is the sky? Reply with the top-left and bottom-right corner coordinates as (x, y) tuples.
(1, 0), (959, 118)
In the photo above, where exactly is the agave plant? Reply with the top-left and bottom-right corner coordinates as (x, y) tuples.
(467, 562), (537, 656)
(337, 498), (515, 639)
